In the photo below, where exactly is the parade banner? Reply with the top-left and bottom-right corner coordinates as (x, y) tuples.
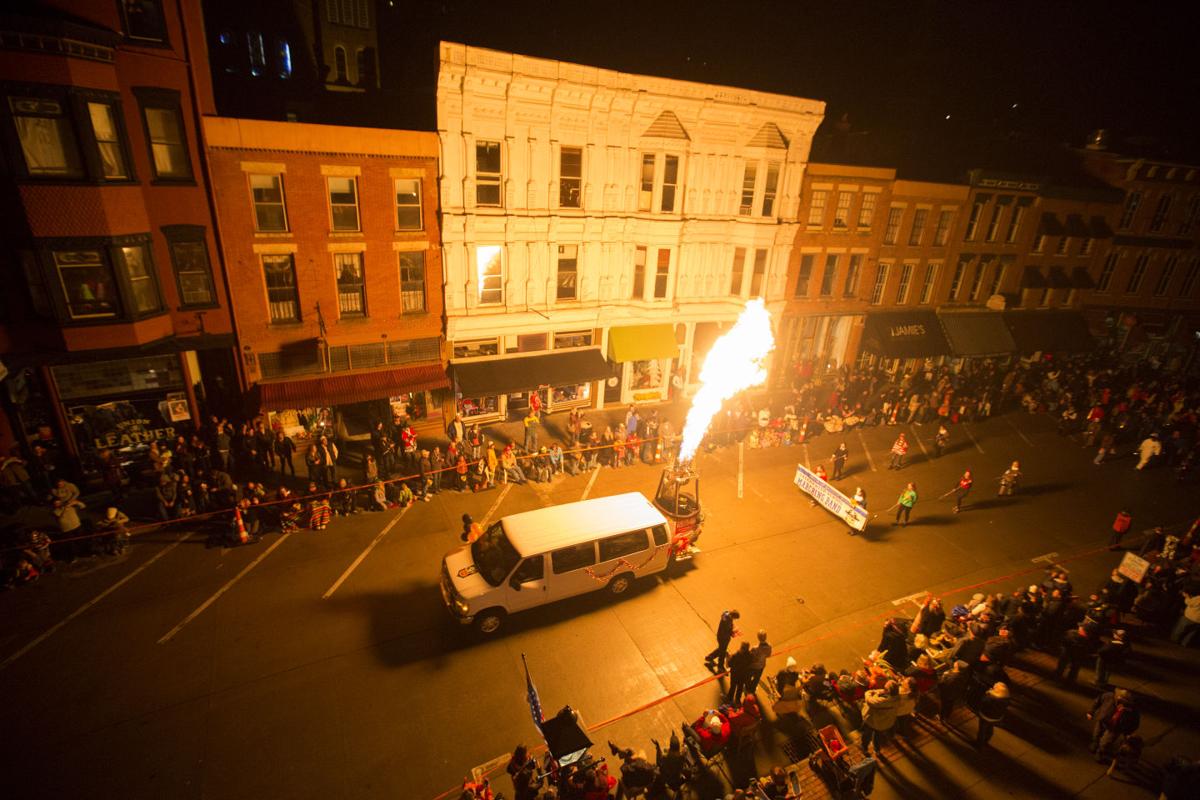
(794, 464), (868, 532)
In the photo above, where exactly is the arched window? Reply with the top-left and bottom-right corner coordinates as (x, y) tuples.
(333, 46), (348, 83)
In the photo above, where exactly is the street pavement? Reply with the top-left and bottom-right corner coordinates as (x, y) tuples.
(1, 407), (1198, 799)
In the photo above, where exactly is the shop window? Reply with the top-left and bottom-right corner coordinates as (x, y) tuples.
(552, 542), (596, 574)
(86, 102), (129, 180)
(395, 178), (422, 230)
(391, 391), (429, 421)
(557, 245), (578, 301)
(8, 96), (83, 177)
(459, 395), (499, 419)
(552, 382), (591, 406)
(560, 147), (582, 208)
(599, 530), (648, 562)
(631, 358), (666, 391)
(476, 140), (502, 206)
(653, 248), (670, 299)
(334, 252), (365, 316)
(53, 250), (119, 320)
(116, 243), (162, 315)
(136, 90), (192, 181)
(250, 174), (288, 232)
(553, 330), (593, 349)
(515, 333), (548, 353)
(452, 338), (499, 359)
(163, 226), (216, 308)
(477, 245), (504, 305)
(262, 254), (300, 322)
(327, 176), (360, 231)
(119, 0), (168, 43)
(399, 251), (426, 313)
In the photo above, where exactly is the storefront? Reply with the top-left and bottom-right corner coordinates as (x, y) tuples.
(776, 314), (862, 385)
(606, 324), (678, 405)
(937, 310), (1016, 363)
(451, 348), (611, 423)
(858, 310), (952, 373)
(1002, 310), (1095, 355)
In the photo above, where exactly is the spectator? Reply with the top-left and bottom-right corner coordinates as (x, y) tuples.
(975, 682), (1010, 749)
(859, 680), (900, 758)
(1170, 588), (1200, 647)
(95, 507), (130, 555)
(748, 629), (772, 694)
(1095, 629), (1131, 686)
(727, 641), (754, 704)
(1088, 688), (1140, 762)
(155, 474), (179, 521)
(937, 660), (971, 723)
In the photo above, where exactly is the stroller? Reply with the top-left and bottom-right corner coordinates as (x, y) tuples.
(808, 725), (876, 798)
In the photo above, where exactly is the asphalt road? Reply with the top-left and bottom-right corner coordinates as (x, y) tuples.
(1, 410), (1195, 799)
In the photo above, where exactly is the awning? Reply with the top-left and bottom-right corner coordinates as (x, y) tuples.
(1021, 266), (1049, 289)
(1069, 266), (1096, 289)
(1039, 212), (1066, 236)
(452, 348), (610, 396)
(1003, 311), (1095, 353)
(1089, 215), (1114, 239)
(861, 311), (951, 358)
(258, 362), (448, 411)
(607, 324), (678, 362)
(1046, 266), (1074, 289)
(1065, 214), (1090, 237)
(937, 311), (1016, 356)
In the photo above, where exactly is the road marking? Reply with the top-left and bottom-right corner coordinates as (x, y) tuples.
(580, 466), (601, 500)
(1004, 416), (1035, 447)
(480, 482), (514, 527)
(322, 508), (409, 599)
(856, 431), (878, 471)
(892, 590), (928, 607)
(963, 423), (986, 454)
(1, 531), (193, 670)
(1031, 551), (1059, 564)
(157, 533), (291, 645)
(802, 443), (811, 470)
(737, 441), (744, 499)
(909, 426), (930, 459)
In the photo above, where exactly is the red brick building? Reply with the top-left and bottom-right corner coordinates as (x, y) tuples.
(0, 0), (238, 478)
(202, 117), (448, 444)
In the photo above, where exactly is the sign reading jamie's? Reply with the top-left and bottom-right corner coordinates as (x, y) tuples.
(863, 311), (951, 359)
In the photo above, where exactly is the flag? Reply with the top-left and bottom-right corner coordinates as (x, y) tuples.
(522, 653), (544, 733)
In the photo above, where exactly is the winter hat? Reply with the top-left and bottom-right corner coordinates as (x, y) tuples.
(785, 656), (797, 669)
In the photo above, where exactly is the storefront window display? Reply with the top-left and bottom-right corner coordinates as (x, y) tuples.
(631, 358), (667, 391)
(458, 394), (499, 421)
(390, 391), (429, 421)
(551, 381), (591, 406)
(268, 407), (334, 446)
(67, 397), (181, 477)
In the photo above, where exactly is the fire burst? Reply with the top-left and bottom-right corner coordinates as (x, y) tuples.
(678, 299), (775, 462)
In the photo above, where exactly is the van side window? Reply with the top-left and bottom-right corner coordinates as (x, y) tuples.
(650, 524), (669, 546)
(599, 530), (649, 562)
(512, 556), (544, 583)
(551, 542), (597, 574)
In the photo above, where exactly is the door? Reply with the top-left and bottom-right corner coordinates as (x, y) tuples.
(504, 555), (549, 613)
(545, 542), (599, 602)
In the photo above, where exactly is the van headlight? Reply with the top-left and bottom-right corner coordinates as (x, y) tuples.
(453, 596), (470, 615)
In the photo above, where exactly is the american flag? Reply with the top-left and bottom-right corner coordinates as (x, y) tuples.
(522, 653), (544, 733)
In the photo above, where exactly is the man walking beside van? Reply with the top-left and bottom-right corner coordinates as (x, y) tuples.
(704, 609), (740, 673)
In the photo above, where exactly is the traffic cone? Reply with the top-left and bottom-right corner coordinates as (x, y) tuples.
(234, 507), (248, 544)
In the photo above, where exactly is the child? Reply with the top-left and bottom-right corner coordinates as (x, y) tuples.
(309, 494), (332, 531)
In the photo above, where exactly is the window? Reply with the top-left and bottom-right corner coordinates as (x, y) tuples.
(559, 147), (582, 208)
(476, 141), (502, 206)
(749, 249), (767, 297)
(988, 259), (1009, 297)
(86, 102), (129, 180)
(793, 253), (814, 298)
(1126, 253), (1149, 293)
(818, 254), (837, 297)
(250, 174), (287, 231)
(933, 210), (953, 245)
(395, 178), (422, 230)
(327, 176), (360, 231)
(334, 46), (348, 82)
(599, 530), (648, 562)
(247, 33), (266, 76)
(919, 263), (939, 304)
(984, 204), (1003, 242)
(117, 244), (161, 315)
(551, 542), (596, 574)
(739, 162), (757, 215)
(1154, 255), (1177, 296)
(661, 155), (679, 212)
(949, 256), (970, 299)
(1119, 191), (1140, 229)
(834, 191), (853, 228)
(1180, 195), (1200, 234)
(18, 251), (51, 317)
(511, 556), (544, 584)
(163, 226), (216, 308)
(858, 193), (877, 228)
(870, 263), (890, 305)
(761, 162), (779, 217)
(730, 247), (745, 296)
(1079, 237), (1093, 256)
(1039, 287), (1053, 307)
(908, 209), (928, 246)
(895, 263), (914, 304)
(639, 154), (655, 211)
(554, 330), (593, 349)
(54, 250), (118, 319)
(356, 48), (375, 87)
(632, 246), (646, 298)
(9, 96), (82, 177)
(1150, 194), (1173, 232)
(1180, 257), (1200, 296)
(963, 199), (986, 240)
(119, 0), (168, 43)
(556, 245), (578, 301)
(807, 189), (827, 226)
(334, 252), (365, 316)
(1096, 251), (1118, 292)
(843, 254), (862, 296)
(452, 338), (499, 359)
(278, 40), (293, 78)
(1004, 204), (1024, 243)
(653, 248), (670, 299)
(399, 251), (426, 313)
(138, 94), (191, 180)
(651, 524), (668, 547)
(969, 256), (992, 301)
(262, 254), (300, 322)
(883, 207), (903, 244)
(1055, 236), (1070, 256)
(1032, 230), (1045, 253)
(477, 245), (503, 305)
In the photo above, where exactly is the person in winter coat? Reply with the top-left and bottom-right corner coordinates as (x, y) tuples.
(937, 660), (971, 722)
(704, 609), (740, 672)
(726, 641), (755, 704)
(1089, 688), (1140, 761)
(877, 619), (910, 671)
(96, 506), (131, 555)
(975, 682), (1010, 748)
(860, 681), (901, 757)
(1135, 434), (1162, 470)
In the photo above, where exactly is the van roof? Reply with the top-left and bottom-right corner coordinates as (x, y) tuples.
(502, 492), (667, 556)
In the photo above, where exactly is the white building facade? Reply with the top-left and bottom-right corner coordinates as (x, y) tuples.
(437, 42), (824, 422)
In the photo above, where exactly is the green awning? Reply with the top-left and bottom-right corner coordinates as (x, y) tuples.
(608, 324), (677, 362)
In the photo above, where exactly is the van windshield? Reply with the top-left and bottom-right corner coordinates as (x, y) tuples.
(471, 522), (521, 587)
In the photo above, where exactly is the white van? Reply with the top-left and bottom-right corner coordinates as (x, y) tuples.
(441, 492), (672, 633)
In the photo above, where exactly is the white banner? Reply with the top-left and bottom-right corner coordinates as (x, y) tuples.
(794, 465), (868, 532)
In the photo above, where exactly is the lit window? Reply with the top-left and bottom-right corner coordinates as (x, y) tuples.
(933, 210), (953, 245)
(395, 178), (422, 230)
(819, 254), (837, 296)
(476, 141), (502, 207)
(883, 207), (903, 244)
(908, 209), (928, 246)
(895, 263), (914, 304)
(399, 251), (426, 313)
(559, 147), (582, 208)
(843, 254), (862, 296)
(54, 250), (118, 319)
(278, 41), (293, 78)
(10, 96), (82, 177)
(739, 162), (757, 216)
(327, 176), (360, 231)
(140, 101), (192, 180)
(749, 249), (767, 298)
(833, 191), (852, 228)
(870, 263), (890, 305)
(761, 162), (779, 217)
(250, 174), (287, 231)
(87, 102), (128, 180)
(730, 247), (745, 296)
(807, 190), (827, 227)
(164, 227), (216, 308)
(858, 193), (877, 228)
(334, 252), (365, 316)
(262, 254), (300, 322)
(476, 245), (504, 305)
(653, 248), (670, 298)
(118, 244), (161, 315)
(556, 245), (578, 301)
(794, 254), (814, 298)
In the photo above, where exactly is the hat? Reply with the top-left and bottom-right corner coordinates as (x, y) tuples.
(105, 507), (118, 520)
(1113, 629), (1126, 640)
(990, 683), (1010, 698)
(1028, 585), (1040, 594)
(785, 656), (797, 669)
(1114, 688), (1133, 703)
(705, 714), (724, 734)
(462, 513), (472, 523)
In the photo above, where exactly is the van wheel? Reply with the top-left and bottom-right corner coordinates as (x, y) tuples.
(608, 573), (634, 595)
(475, 609), (505, 634)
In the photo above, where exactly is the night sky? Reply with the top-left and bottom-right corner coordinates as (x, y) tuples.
(379, 0), (1200, 163)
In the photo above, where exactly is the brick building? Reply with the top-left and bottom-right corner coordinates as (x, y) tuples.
(0, 0), (238, 480)
(202, 117), (448, 443)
